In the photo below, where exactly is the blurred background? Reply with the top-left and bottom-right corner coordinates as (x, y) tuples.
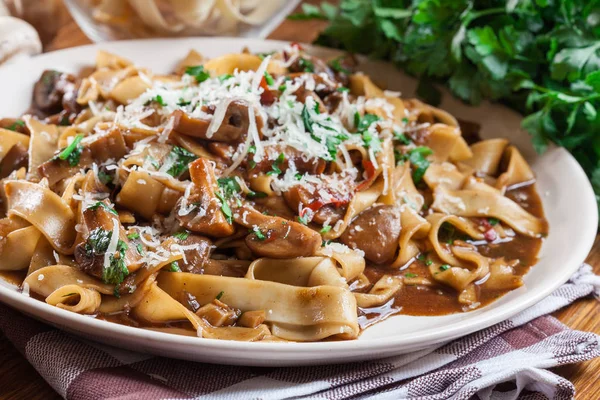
(0, 0), (305, 52)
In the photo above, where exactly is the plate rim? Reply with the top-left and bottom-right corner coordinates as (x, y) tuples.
(0, 37), (596, 361)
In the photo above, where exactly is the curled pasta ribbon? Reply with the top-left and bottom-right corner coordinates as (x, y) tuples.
(4, 181), (76, 253)
(157, 271), (359, 341)
(426, 213), (485, 267)
(495, 146), (535, 191)
(46, 284), (102, 314)
(431, 186), (546, 237)
(324, 177), (384, 240)
(430, 245), (490, 302)
(24, 265), (115, 297)
(389, 206), (430, 268)
(461, 139), (509, 176)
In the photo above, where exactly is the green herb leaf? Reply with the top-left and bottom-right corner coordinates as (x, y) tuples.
(172, 230), (190, 240)
(320, 224), (332, 233)
(127, 232), (140, 240)
(404, 273), (418, 278)
(216, 290), (224, 300)
(439, 264), (451, 271)
(166, 146), (197, 177)
(7, 119), (25, 131)
(252, 226), (266, 240)
(58, 134), (84, 167)
(488, 217), (500, 226)
(406, 146), (433, 184)
(169, 262), (181, 272)
(264, 71), (275, 86)
(87, 201), (118, 216)
(185, 65), (210, 83)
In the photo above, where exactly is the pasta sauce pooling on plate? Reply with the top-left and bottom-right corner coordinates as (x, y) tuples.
(0, 45), (547, 342)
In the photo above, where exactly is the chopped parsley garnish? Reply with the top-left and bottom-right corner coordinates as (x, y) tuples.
(278, 84), (287, 92)
(394, 131), (411, 145)
(87, 201), (118, 216)
(57, 134), (84, 167)
(177, 98), (191, 106)
(185, 65), (210, 83)
(98, 170), (112, 185)
(165, 146), (197, 177)
(153, 95), (166, 106)
(219, 74), (233, 82)
(6, 119), (25, 131)
(136, 243), (144, 255)
(354, 113), (382, 151)
(267, 153), (285, 176)
(127, 232), (140, 240)
(247, 191), (268, 199)
(84, 228), (112, 256)
(355, 113), (380, 131)
(297, 214), (309, 225)
(336, 87), (350, 92)
(172, 230), (190, 240)
(402, 117), (409, 124)
(295, 173), (303, 180)
(216, 291), (224, 300)
(252, 226), (267, 240)
(264, 71), (275, 86)
(215, 191), (233, 224)
(404, 146), (433, 184)
(169, 262), (181, 272)
(320, 224), (331, 233)
(439, 265), (451, 271)
(404, 273), (418, 278)
(301, 104), (314, 134)
(298, 58), (315, 72)
(416, 253), (427, 261)
(217, 177), (242, 198)
(303, 105), (348, 161)
(488, 218), (500, 226)
(88, 230), (129, 286)
(329, 57), (350, 74)
(425, 259), (433, 266)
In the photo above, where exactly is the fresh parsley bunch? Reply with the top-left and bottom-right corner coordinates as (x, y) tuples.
(291, 0), (600, 219)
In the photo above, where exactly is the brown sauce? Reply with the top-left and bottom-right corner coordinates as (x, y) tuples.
(360, 183), (546, 325)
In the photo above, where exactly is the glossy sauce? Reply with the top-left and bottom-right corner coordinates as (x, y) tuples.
(359, 183), (546, 326)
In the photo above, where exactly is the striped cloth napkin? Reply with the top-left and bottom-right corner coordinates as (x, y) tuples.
(1, 265), (599, 400)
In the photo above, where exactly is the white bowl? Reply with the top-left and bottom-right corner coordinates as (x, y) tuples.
(0, 38), (596, 366)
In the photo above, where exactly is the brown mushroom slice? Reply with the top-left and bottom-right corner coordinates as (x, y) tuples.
(172, 100), (255, 143)
(176, 158), (235, 237)
(86, 128), (128, 162)
(340, 205), (402, 264)
(283, 184), (345, 225)
(172, 234), (213, 274)
(32, 70), (79, 115)
(0, 143), (28, 179)
(234, 205), (321, 259)
(74, 200), (143, 281)
(38, 147), (94, 186)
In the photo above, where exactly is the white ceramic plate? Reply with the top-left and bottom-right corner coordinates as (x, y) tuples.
(0, 38), (596, 366)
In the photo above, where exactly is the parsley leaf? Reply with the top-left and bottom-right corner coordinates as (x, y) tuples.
(87, 201), (118, 216)
(166, 146), (197, 177)
(6, 119), (25, 131)
(57, 134), (84, 167)
(405, 146), (433, 184)
(185, 65), (210, 83)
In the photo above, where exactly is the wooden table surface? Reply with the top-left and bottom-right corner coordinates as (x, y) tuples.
(0, 1), (599, 399)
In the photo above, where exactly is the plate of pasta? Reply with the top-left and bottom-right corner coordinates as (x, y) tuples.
(0, 38), (595, 366)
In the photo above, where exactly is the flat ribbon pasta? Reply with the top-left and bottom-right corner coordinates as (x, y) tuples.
(4, 180), (76, 253)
